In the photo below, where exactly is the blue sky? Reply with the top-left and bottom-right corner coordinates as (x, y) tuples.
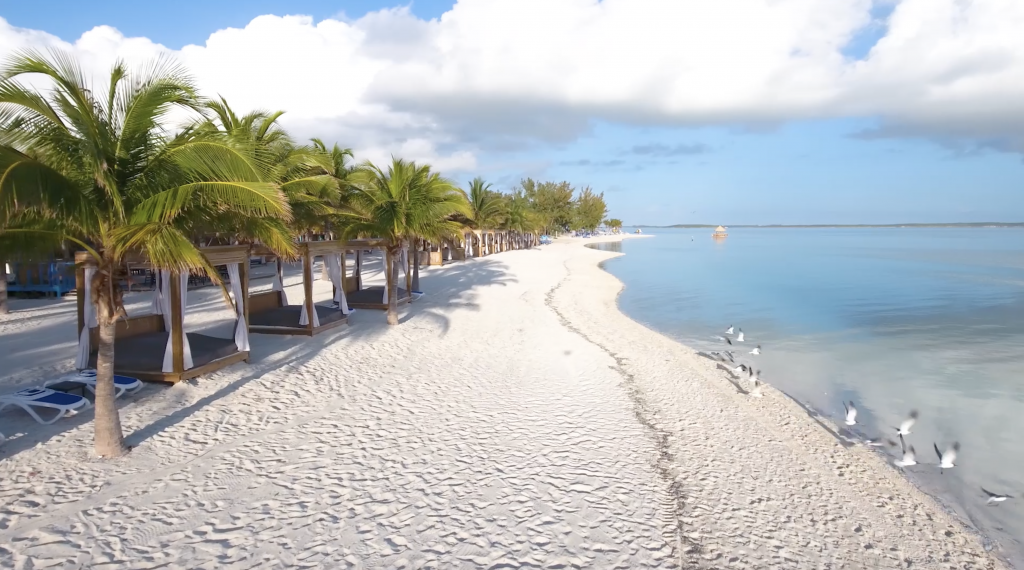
(3, 0), (1023, 225)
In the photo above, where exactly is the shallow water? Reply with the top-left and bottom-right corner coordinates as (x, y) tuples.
(596, 228), (1024, 564)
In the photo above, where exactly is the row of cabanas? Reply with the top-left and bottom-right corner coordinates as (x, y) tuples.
(72, 230), (536, 384)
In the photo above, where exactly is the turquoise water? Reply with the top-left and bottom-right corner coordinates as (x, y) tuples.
(597, 228), (1024, 563)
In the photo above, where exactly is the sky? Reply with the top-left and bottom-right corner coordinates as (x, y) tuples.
(2, 0), (1024, 225)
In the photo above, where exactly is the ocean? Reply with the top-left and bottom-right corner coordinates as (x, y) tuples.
(594, 227), (1024, 564)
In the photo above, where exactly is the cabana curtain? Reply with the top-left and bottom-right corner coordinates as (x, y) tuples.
(325, 254), (350, 315)
(74, 266), (98, 369)
(151, 275), (163, 316)
(299, 297), (321, 327)
(161, 271), (194, 372)
(226, 264), (249, 352)
(272, 260), (289, 306)
(466, 234), (473, 257)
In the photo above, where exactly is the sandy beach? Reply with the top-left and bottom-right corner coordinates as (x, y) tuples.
(0, 236), (1007, 569)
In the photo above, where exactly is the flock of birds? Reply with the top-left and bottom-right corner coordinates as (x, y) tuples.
(699, 324), (1013, 508)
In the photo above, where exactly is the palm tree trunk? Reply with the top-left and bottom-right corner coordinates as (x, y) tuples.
(0, 261), (8, 315)
(411, 238), (421, 293)
(387, 250), (400, 325)
(94, 264), (127, 457)
(94, 319), (126, 456)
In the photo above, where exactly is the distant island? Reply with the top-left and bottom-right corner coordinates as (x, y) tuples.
(634, 222), (1024, 229)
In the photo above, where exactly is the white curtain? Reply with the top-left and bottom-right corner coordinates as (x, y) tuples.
(326, 254), (350, 315)
(151, 271), (163, 315)
(226, 264), (249, 352)
(484, 235), (490, 255)
(298, 291), (321, 327)
(466, 234), (473, 257)
(162, 272), (194, 372)
(74, 266), (98, 369)
(272, 260), (289, 305)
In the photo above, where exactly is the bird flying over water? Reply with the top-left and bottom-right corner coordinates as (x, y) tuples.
(981, 488), (1012, 505)
(895, 410), (919, 436)
(750, 345), (761, 355)
(894, 435), (917, 467)
(736, 329), (745, 342)
(843, 401), (857, 426)
(725, 325), (734, 335)
(934, 442), (960, 473)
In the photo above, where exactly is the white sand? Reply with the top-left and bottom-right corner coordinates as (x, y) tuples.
(0, 238), (1006, 569)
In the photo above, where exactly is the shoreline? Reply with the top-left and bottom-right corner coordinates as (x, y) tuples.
(0, 236), (1009, 569)
(553, 234), (1007, 569)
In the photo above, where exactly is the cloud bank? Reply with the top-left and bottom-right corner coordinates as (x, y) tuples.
(3, 0), (1024, 171)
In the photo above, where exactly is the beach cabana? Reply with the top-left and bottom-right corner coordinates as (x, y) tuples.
(344, 239), (413, 310)
(74, 246), (251, 384)
(248, 241), (350, 336)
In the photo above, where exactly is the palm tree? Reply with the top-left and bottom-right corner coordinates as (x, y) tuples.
(466, 177), (506, 230)
(502, 190), (539, 248)
(343, 158), (467, 324)
(0, 51), (290, 457)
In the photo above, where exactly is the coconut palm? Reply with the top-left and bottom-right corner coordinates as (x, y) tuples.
(466, 177), (506, 230)
(0, 51), (290, 457)
(343, 158), (468, 324)
(502, 190), (540, 248)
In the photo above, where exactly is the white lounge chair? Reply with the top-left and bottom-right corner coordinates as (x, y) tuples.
(46, 370), (143, 399)
(0, 388), (91, 425)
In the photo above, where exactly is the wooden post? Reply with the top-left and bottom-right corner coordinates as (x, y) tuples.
(302, 245), (314, 333)
(74, 251), (88, 340)
(170, 271), (184, 374)
(276, 257), (285, 308)
(404, 244), (412, 295)
(355, 250), (363, 291)
(239, 259), (250, 363)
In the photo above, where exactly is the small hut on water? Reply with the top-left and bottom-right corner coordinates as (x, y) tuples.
(712, 226), (728, 239)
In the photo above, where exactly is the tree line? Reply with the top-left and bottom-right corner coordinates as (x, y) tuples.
(0, 51), (616, 457)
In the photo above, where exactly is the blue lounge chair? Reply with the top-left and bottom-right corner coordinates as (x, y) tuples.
(46, 370), (143, 399)
(0, 388), (91, 424)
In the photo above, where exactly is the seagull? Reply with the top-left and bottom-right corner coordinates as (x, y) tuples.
(863, 437), (895, 447)
(731, 364), (748, 374)
(750, 345), (761, 355)
(736, 329), (745, 342)
(894, 410), (919, 436)
(981, 488), (1012, 505)
(894, 435), (917, 467)
(725, 325), (734, 335)
(843, 401), (857, 426)
(934, 442), (960, 474)
(749, 369), (763, 397)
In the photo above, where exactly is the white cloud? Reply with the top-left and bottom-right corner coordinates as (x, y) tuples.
(3, 0), (1024, 166)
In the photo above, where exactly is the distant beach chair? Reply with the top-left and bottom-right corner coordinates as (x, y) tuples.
(0, 388), (91, 425)
(45, 370), (143, 399)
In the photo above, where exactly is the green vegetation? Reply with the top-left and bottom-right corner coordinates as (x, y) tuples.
(0, 50), (619, 457)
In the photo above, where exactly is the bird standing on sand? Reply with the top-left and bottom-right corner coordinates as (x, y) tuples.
(736, 329), (745, 342)
(982, 488), (1012, 505)
(934, 442), (960, 474)
(894, 435), (917, 467)
(732, 364), (748, 374)
(843, 401), (858, 425)
(750, 345), (761, 355)
(895, 411), (919, 436)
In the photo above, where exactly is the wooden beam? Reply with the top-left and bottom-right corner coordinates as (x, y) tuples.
(355, 250), (363, 291)
(302, 244), (314, 333)
(240, 260), (250, 363)
(169, 271), (184, 373)
(74, 251), (89, 340)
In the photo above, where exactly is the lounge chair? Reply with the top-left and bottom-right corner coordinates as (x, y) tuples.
(46, 370), (143, 399)
(0, 388), (91, 425)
